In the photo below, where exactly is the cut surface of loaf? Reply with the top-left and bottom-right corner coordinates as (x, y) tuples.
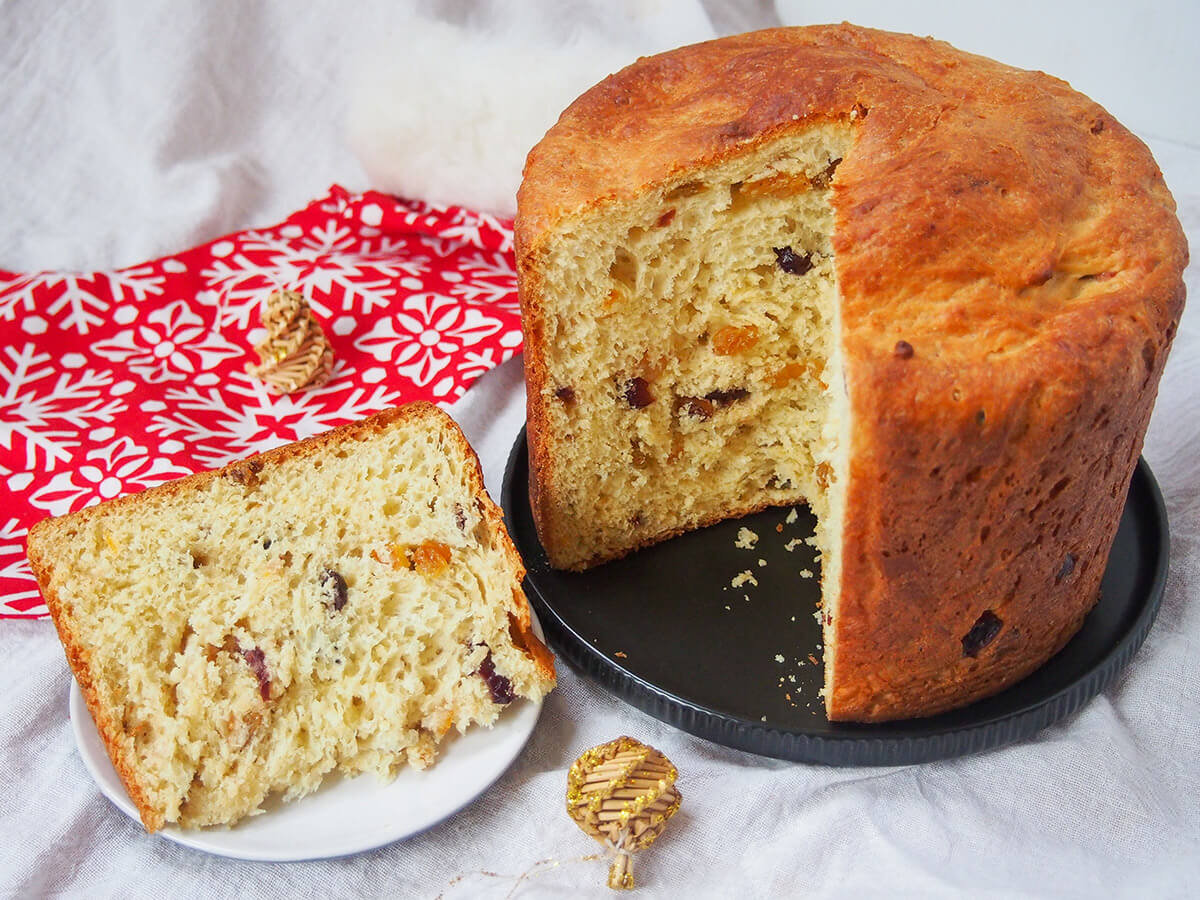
(517, 25), (1187, 721)
(527, 126), (851, 575)
(27, 403), (555, 831)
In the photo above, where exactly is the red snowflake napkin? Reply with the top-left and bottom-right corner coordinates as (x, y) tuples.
(0, 186), (523, 619)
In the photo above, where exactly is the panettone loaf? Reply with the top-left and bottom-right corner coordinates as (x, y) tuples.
(515, 25), (1186, 721)
(26, 403), (555, 830)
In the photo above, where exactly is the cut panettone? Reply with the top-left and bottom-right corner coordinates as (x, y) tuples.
(27, 403), (555, 830)
(515, 25), (1186, 721)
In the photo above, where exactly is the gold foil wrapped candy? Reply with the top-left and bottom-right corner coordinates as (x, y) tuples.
(566, 736), (682, 890)
(246, 289), (334, 393)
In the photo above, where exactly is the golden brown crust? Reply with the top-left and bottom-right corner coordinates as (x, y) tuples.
(30, 497), (174, 831)
(516, 24), (1187, 719)
(443, 408), (556, 682)
(27, 403), (553, 830)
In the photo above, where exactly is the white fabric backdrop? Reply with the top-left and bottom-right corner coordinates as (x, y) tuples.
(2, 2), (1197, 897)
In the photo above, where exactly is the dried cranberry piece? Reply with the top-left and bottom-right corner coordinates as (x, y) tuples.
(773, 246), (814, 276)
(961, 610), (1003, 658)
(478, 650), (514, 704)
(680, 397), (714, 420)
(630, 439), (651, 469)
(810, 157), (842, 189)
(1057, 553), (1076, 582)
(622, 377), (654, 408)
(554, 386), (576, 405)
(703, 387), (750, 407)
(226, 458), (264, 487)
(241, 647), (271, 701)
(719, 119), (754, 140)
(321, 568), (348, 612)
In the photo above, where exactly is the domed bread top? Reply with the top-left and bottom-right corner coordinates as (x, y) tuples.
(517, 23), (1186, 379)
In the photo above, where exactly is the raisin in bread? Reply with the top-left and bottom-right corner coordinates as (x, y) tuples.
(515, 25), (1186, 721)
(26, 403), (555, 831)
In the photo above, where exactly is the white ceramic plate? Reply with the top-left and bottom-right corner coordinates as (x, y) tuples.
(69, 615), (546, 862)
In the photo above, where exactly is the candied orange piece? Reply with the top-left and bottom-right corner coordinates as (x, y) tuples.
(508, 608), (556, 675)
(372, 543), (413, 569)
(413, 540), (452, 576)
(712, 324), (759, 356)
(770, 361), (808, 387)
(636, 351), (667, 381)
(771, 359), (826, 388)
(815, 461), (834, 490)
(738, 170), (812, 199)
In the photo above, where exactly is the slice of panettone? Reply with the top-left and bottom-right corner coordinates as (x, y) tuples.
(27, 402), (555, 831)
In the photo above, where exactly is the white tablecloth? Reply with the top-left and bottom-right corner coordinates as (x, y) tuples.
(2, 2), (1197, 897)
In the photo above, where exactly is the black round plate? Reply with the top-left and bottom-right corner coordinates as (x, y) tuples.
(502, 429), (1169, 765)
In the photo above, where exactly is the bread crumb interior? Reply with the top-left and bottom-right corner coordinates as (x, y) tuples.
(535, 125), (854, 694)
(50, 416), (551, 828)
